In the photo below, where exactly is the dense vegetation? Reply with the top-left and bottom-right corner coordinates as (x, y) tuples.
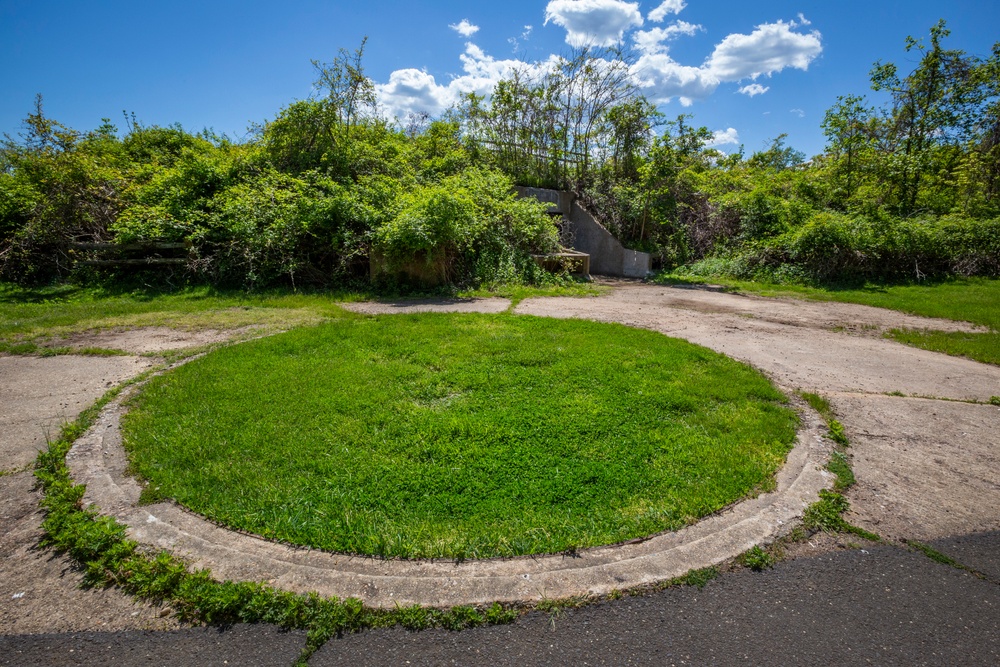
(2, 22), (997, 290)
(0, 42), (558, 289)
(464, 21), (1000, 284)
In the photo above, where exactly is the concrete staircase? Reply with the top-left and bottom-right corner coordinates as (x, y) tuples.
(515, 187), (651, 278)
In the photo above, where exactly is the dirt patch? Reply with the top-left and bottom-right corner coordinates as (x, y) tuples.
(0, 471), (178, 635)
(545, 282), (986, 334)
(763, 530), (876, 563)
(50, 326), (259, 355)
(834, 395), (1000, 542)
(0, 327), (263, 634)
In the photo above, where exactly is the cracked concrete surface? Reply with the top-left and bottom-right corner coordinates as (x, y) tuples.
(3, 283), (999, 631)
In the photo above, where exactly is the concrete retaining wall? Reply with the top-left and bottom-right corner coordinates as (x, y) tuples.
(514, 187), (574, 215)
(515, 187), (651, 278)
(568, 201), (624, 275)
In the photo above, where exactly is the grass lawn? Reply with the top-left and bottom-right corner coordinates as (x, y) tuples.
(657, 274), (1000, 365)
(122, 313), (798, 560)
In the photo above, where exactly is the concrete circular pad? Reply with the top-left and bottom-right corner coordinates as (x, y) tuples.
(67, 371), (833, 609)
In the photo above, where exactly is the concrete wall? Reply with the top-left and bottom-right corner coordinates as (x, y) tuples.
(622, 249), (651, 278)
(514, 187), (573, 215)
(515, 187), (652, 278)
(566, 201), (651, 278)
(568, 201), (624, 276)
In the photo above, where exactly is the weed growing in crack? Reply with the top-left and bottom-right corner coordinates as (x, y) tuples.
(802, 489), (851, 531)
(802, 490), (881, 542)
(827, 451), (856, 491)
(665, 566), (720, 589)
(902, 539), (990, 581)
(799, 392), (834, 421)
(795, 390), (880, 543)
(904, 540), (963, 568)
(827, 420), (850, 447)
(740, 546), (775, 571)
(137, 483), (166, 505)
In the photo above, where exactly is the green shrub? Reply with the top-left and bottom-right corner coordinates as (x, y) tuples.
(374, 168), (558, 286)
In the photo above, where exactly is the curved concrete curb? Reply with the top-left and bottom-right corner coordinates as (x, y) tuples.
(67, 383), (833, 608)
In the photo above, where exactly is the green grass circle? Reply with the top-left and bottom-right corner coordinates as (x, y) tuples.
(122, 313), (798, 559)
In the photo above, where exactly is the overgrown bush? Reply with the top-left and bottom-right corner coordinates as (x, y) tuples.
(374, 168), (557, 286)
(0, 99), (559, 290)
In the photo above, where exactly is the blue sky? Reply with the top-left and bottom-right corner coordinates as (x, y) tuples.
(2, 0), (998, 158)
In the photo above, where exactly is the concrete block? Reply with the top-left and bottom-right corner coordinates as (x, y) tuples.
(622, 249), (651, 278)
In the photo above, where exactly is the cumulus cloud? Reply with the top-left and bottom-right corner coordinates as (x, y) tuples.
(376, 68), (451, 119)
(710, 127), (740, 146)
(632, 53), (720, 104)
(377, 13), (822, 119)
(706, 20), (822, 81)
(376, 44), (552, 119)
(449, 19), (480, 38)
(648, 0), (686, 22)
(633, 19), (819, 103)
(633, 20), (701, 55)
(544, 0), (643, 47)
(738, 83), (769, 97)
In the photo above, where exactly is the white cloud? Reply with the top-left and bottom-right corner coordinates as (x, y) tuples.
(790, 108), (805, 117)
(633, 20), (702, 55)
(634, 18), (820, 104)
(449, 19), (480, 38)
(377, 13), (823, 119)
(376, 68), (453, 119)
(376, 43), (551, 120)
(648, 0), (686, 22)
(738, 83), (769, 97)
(544, 0), (643, 48)
(631, 53), (720, 103)
(509, 24), (534, 51)
(796, 13), (811, 26)
(706, 20), (822, 81)
(710, 127), (740, 146)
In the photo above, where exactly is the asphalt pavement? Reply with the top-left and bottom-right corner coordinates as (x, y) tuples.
(3, 532), (997, 667)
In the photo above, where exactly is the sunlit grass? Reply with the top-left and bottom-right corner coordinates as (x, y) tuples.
(122, 313), (798, 560)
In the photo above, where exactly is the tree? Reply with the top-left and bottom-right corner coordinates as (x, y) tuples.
(748, 134), (806, 172)
(821, 94), (873, 201)
(311, 37), (378, 141)
(866, 20), (998, 214)
(460, 46), (639, 189)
